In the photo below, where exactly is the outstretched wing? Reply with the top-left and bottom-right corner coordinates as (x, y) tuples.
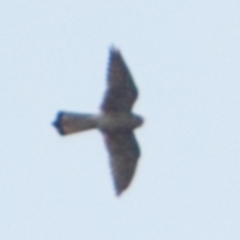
(103, 131), (140, 195)
(101, 47), (138, 112)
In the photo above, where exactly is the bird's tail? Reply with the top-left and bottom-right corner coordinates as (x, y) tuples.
(52, 112), (97, 135)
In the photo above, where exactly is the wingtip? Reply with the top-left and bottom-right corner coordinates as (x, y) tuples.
(114, 184), (128, 197)
(115, 190), (122, 197)
(109, 45), (120, 55)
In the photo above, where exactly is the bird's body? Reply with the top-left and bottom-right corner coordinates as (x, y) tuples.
(53, 47), (143, 195)
(98, 112), (143, 132)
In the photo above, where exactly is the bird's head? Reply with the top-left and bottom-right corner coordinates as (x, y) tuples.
(134, 114), (144, 128)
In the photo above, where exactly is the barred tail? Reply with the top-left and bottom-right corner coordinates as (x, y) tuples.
(52, 112), (97, 135)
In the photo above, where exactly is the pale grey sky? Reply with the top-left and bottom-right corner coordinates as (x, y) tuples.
(1, 1), (240, 239)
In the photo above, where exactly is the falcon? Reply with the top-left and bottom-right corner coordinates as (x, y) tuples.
(53, 47), (144, 195)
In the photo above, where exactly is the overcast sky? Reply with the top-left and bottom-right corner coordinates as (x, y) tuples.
(1, 1), (240, 239)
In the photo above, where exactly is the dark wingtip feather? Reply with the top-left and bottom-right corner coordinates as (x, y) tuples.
(52, 111), (65, 135)
(115, 190), (122, 197)
(115, 184), (128, 197)
(109, 45), (121, 55)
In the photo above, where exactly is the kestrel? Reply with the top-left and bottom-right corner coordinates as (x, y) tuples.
(53, 47), (144, 195)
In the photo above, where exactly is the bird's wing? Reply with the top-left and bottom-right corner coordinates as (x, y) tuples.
(101, 47), (138, 112)
(103, 131), (140, 195)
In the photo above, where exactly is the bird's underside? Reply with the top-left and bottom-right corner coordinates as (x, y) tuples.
(53, 47), (143, 196)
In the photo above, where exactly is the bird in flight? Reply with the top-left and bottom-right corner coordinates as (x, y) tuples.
(53, 47), (144, 196)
